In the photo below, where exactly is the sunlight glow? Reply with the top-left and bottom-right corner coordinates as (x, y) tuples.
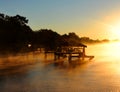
(108, 21), (120, 40)
(111, 22), (120, 33)
(87, 42), (120, 64)
(104, 42), (120, 58)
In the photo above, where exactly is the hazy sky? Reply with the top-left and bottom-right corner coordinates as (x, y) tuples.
(1, 0), (120, 40)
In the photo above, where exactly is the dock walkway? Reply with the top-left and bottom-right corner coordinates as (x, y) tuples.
(45, 46), (94, 61)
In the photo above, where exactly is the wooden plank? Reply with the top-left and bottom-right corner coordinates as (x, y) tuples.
(85, 55), (94, 60)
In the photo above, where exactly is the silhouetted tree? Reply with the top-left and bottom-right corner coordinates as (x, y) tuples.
(32, 29), (61, 50)
(60, 32), (81, 46)
(0, 13), (107, 54)
(0, 13), (33, 54)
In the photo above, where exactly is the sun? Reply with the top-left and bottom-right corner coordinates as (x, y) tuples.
(108, 22), (120, 40)
(111, 23), (120, 34)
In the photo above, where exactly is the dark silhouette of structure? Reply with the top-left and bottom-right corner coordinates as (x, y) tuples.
(0, 13), (108, 55)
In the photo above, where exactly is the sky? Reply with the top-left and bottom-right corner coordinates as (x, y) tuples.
(1, 0), (120, 40)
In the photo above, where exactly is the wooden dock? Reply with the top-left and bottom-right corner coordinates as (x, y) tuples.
(45, 45), (94, 61)
(54, 51), (94, 61)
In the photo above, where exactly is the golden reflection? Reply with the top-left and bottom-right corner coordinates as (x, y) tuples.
(88, 42), (120, 58)
(87, 42), (120, 75)
(104, 42), (120, 58)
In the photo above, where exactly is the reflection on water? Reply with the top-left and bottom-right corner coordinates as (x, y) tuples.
(1, 42), (120, 92)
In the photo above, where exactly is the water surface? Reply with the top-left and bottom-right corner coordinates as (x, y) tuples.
(1, 42), (120, 92)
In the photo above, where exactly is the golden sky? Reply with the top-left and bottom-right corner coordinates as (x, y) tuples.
(1, 0), (120, 40)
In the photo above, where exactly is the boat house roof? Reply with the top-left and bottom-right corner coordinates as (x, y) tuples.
(61, 42), (87, 48)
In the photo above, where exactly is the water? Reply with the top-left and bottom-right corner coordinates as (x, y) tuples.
(1, 42), (120, 92)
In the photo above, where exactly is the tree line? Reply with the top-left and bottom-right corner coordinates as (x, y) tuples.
(0, 13), (109, 54)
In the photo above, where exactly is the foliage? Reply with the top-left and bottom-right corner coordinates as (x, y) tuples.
(0, 13), (32, 53)
(0, 13), (109, 54)
(32, 29), (61, 50)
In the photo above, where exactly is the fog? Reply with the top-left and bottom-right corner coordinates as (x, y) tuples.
(1, 42), (120, 92)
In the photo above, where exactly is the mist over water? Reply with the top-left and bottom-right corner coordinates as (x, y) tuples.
(0, 42), (120, 92)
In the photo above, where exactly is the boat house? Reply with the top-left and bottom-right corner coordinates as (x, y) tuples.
(54, 43), (94, 61)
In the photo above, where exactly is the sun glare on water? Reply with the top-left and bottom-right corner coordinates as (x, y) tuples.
(105, 42), (120, 73)
(105, 42), (120, 58)
(88, 41), (120, 61)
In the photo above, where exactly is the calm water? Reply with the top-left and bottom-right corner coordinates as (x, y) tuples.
(1, 42), (120, 92)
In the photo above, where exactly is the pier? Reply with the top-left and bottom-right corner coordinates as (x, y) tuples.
(45, 43), (94, 62)
(54, 47), (94, 61)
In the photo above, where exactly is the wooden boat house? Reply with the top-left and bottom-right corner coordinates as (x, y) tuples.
(54, 43), (94, 61)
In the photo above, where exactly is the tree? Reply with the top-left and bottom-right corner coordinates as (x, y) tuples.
(0, 13), (32, 53)
(33, 29), (61, 50)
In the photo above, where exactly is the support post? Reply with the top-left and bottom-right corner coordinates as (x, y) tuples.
(68, 53), (72, 61)
(54, 52), (57, 60)
(82, 47), (85, 60)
